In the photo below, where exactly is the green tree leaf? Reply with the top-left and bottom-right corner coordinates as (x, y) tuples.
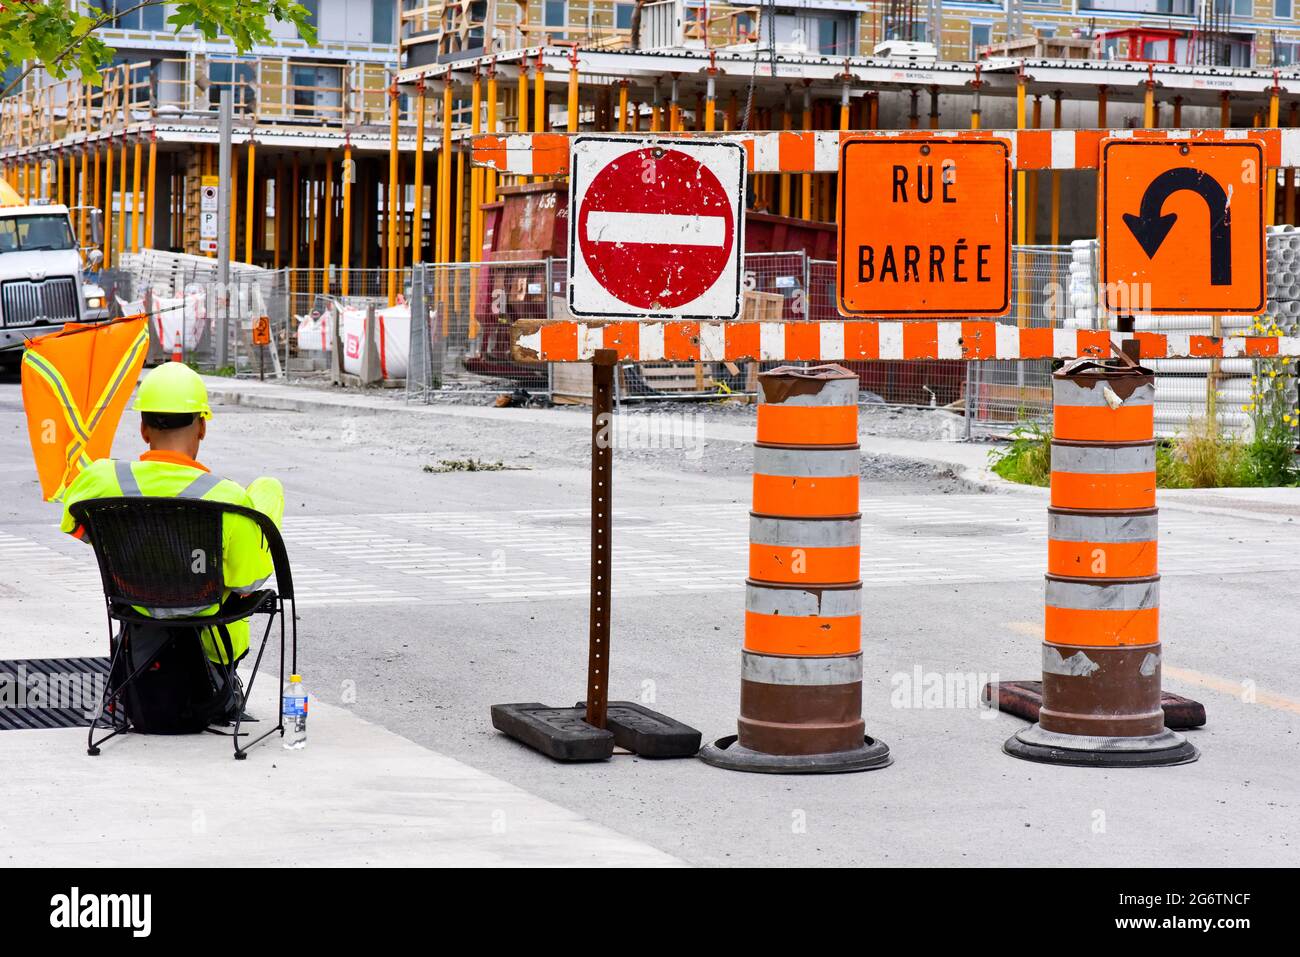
(0, 0), (316, 99)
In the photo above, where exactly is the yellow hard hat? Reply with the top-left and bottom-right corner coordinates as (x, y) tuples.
(133, 361), (213, 420)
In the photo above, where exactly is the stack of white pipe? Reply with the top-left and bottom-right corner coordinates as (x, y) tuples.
(1061, 239), (1261, 437)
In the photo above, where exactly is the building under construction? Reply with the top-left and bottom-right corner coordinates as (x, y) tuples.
(0, 1), (1298, 427)
(0, 2), (1299, 279)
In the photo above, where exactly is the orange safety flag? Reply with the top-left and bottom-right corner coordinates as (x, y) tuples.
(21, 317), (150, 501)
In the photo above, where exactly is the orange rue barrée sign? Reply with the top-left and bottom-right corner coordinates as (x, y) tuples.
(837, 136), (1012, 317)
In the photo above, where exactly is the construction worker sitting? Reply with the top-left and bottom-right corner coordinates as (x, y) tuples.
(60, 362), (285, 668)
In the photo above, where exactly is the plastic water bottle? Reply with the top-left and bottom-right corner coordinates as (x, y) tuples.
(282, 674), (307, 750)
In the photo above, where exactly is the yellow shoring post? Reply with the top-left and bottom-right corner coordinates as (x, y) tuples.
(440, 77), (453, 315)
(650, 83), (662, 132)
(1028, 94), (1041, 246)
(1267, 79), (1281, 227)
(704, 53), (717, 133)
(618, 79), (629, 132)
(517, 62), (529, 138)
(245, 141), (256, 265)
(669, 75), (681, 132)
(1015, 70), (1027, 330)
(801, 85), (812, 220)
(103, 143), (114, 269)
(274, 163), (284, 270)
(1098, 85), (1108, 127)
(1143, 66), (1155, 129)
(839, 80), (850, 132)
(322, 153), (334, 295)
(78, 148), (88, 256)
(727, 90), (738, 131)
(434, 123), (445, 266)
(780, 87), (791, 217)
(486, 66), (498, 205)
(290, 156), (300, 298)
(144, 132), (156, 250)
(307, 170), (317, 299)
(131, 138), (142, 253)
(1287, 104), (1298, 225)
(441, 78), (452, 291)
(470, 71), (483, 340)
(229, 149), (240, 263)
(1050, 92), (1062, 249)
(117, 137), (127, 261)
(398, 149), (406, 276)
(532, 51), (545, 183)
(413, 81), (427, 266)
(387, 80), (400, 307)
(341, 142), (353, 295)
(454, 142), (465, 312)
(567, 49), (579, 134)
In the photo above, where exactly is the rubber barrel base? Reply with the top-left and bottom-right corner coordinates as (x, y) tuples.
(698, 734), (891, 774)
(1004, 723), (1199, 768)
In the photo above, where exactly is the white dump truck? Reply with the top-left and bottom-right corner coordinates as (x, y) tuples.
(0, 178), (107, 370)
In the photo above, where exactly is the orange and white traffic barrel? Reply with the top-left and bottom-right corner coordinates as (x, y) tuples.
(1005, 356), (1197, 767)
(700, 364), (890, 773)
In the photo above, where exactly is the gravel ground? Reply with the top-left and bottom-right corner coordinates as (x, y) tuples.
(218, 382), (988, 494)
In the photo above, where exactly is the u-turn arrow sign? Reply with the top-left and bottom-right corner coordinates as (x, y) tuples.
(1100, 138), (1265, 316)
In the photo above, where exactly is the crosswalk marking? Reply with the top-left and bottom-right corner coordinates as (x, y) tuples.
(0, 496), (1294, 613)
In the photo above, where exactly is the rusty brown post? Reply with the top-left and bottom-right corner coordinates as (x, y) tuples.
(1004, 355), (1198, 767)
(586, 349), (616, 730)
(700, 364), (890, 773)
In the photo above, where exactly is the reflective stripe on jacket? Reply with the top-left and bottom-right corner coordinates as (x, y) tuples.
(59, 456), (275, 664)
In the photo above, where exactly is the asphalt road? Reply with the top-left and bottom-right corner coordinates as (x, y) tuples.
(3, 375), (1299, 867)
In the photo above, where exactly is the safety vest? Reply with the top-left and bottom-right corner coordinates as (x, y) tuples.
(60, 455), (273, 664)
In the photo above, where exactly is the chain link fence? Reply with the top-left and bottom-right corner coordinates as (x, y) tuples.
(1059, 235), (1298, 439)
(115, 245), (1292, 440)
(965, 245), (1074, 433)
(115, 251), (284, 377)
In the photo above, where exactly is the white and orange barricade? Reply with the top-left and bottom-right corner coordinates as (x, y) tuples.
(1004, 355), (1197, 767)
(700, 364), (890, 773)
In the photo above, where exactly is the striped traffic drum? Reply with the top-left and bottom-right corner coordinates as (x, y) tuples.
(700, 364), (890, 773)
(1005, 356), (1197, 767)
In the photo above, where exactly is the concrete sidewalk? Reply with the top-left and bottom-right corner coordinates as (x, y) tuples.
(0, 538), (680, 868)
(1, 697), (681, 867)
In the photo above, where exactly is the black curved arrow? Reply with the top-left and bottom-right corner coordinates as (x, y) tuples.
(1121, 167), (1232, 285)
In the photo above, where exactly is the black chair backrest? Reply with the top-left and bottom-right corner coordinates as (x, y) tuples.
(69, 496), (295, 608)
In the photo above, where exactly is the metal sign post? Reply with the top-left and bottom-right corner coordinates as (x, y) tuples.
(491, 346), (701, 761)
(585, 350), (614, 731)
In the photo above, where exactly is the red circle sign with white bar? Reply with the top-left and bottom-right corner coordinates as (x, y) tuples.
(568, 135), (746, 320)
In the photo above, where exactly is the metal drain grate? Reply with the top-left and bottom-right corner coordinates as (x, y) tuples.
(0, 657), (110, 730)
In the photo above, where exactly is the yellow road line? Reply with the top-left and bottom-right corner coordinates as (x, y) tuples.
(1004, 620), (1300, 716)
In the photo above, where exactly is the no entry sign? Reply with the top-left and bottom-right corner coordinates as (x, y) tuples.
(1100, 139), (1265, 315)
(837, 136), (1011, 317)
(568, 135), (746, 320)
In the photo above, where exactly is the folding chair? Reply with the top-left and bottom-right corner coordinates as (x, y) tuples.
(69, 496), (297, 760)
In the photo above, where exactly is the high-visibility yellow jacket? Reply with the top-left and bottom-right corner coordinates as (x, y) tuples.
(60, 450), (280, 664)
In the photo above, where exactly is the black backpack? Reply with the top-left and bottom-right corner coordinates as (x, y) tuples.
(108, 623), (243, 734)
